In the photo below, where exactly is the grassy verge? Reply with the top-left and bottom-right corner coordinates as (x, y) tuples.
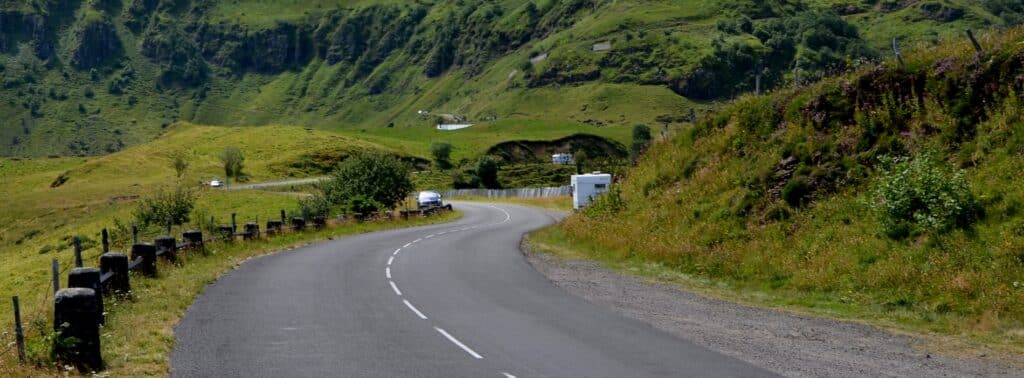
(1, 211), (461, 376)
(526, 225), (1024, 362)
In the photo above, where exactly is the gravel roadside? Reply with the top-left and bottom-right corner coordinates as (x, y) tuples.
(523, 241), (1022, 377)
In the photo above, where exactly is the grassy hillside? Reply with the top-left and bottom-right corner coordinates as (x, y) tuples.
(1, 0), (1021, 157)
(536, 26), (1024, 353)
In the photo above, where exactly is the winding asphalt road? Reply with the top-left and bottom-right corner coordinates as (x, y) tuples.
(171, 202), (776, 377)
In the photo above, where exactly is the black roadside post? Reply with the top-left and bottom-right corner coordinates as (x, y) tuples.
(13, 296), (26, 363)
(99, 253), (130, 295)
(131, 243), (158, 277)
(231, 213), (237, 233)
(53, 288), (103, 372)
(131, 224), (139, 244)
(154, 236), (177, 262)
(68, 267), (104, 325)
(183, 230), (204, 250)
(218, 225), (235, 242)
(280, 210), (287, 227)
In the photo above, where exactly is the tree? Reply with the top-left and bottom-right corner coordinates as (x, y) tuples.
(476, 155), (500, 189)
(219, 146), (245, 186)
(631, 124), (653, 163)
(320, 152), (414, 213)
(430, 142), (453, 169)
(133, 186), (195, 227)
(573, 150), (589, 174)
(170, 150), (188, 178)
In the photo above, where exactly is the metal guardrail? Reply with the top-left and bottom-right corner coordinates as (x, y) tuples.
(439, 186), (571, 199)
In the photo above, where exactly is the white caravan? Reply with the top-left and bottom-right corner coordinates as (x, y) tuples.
(571, 173), (612, 210)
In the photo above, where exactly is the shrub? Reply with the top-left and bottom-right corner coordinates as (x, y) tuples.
(133, 186), (196, 227)
(583, 186), (626, 218)
(298, 193), (333, 219)
(476, 156), (501, 189)
(870, 154), (980, 238)
(321, 152), (414, 212)
(430, 142), (453, 169)
(782, 175), (813, 207)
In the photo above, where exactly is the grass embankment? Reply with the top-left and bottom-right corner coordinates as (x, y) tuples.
(532, 28), (1024, 356)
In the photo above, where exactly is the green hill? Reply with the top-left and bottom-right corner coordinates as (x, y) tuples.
(0, 0), (1021, 157)
(536, 26), (1024, 352)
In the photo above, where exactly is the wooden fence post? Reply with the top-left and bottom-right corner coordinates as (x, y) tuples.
(73, 237), (83, 268)
(101, 229), (109, 253)
(892, 38), (905, 66)
(967, 29), (983, 54)
(52, 258), (60, 294)
(12, 296), (26, 363)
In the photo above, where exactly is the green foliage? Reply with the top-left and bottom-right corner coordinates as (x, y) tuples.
(170, 150), (188, 178)
(219, 146), (245, 185)
(582, 186), (625, 218)
(321, 152), (414, 212)
(430, 142), (452, 169)
(631, 124), (652, 162)
(346, 194), (384, 215)
(133, 186), (196, 227)
(298, 193), (333, 219)
(870, 154), (980, 238)
(475, 155), (500, 189)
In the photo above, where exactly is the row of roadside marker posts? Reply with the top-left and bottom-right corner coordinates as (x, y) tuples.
(14, 211), (333, 372)
(11, 206), (451, 372)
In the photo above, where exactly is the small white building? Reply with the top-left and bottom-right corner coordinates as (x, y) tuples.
(571, 172), (612, 210)
(552, 153), (574, 165)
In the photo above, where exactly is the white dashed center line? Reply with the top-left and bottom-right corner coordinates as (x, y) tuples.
(403, 299), (428, 320)
(384, 204), (518, 373)
(435, 327), (483, 359)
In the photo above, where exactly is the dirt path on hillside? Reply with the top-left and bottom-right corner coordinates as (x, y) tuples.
(524, 245), (1023, 377)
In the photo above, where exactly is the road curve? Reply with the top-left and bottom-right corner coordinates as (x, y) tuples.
(171, 202), (776, 377)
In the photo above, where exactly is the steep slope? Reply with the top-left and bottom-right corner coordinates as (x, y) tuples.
(0, 0), (1022, 157)
(544, 27), (1024, 351)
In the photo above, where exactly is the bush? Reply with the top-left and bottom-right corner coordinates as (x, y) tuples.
(298, 193), (333, 219)
(870, 154), (980, 238)
(133, 186), (196, 227)
(583, 186), (626, 218)
(476, 156), (501, 189)
(430, 142), (453, 169)
(321, 152), (414, 212)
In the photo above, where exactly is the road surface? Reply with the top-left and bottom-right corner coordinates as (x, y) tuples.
(226, 177), (327, 190)
(171, 202), (775, 377)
